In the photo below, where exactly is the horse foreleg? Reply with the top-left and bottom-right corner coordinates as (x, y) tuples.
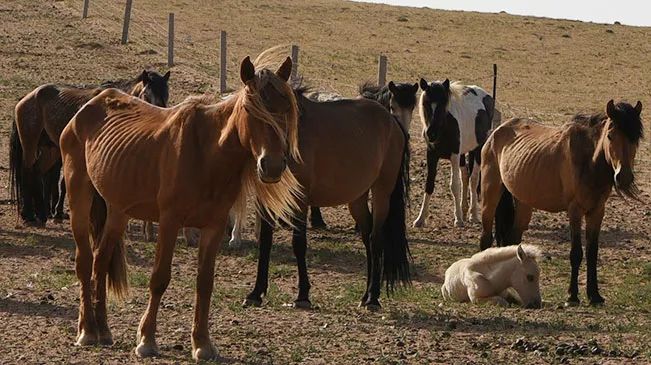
(55, 171), (68, 219)
(366, 189), (392, 311)
(450, 154), (464, 227)
(460, 154), (470, 219)
(413, 148), (438, 227)
(348, 193), (372, 306)
(192, 223), (227, 361)
(244, 216), (274, 307)
(143, 221), (155, 242)
(479, 142), (503, 250)
(585, 206), (605, 305)
(135, 215), (180, 358)
(291, 208), (312, 308)
(465, 272), (508, 307)
(565, 206), (583, 306)
(227, 208), (243, 248)
(309, 206), (327, 229)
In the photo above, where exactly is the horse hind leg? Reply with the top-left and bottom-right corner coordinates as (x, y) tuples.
(509, 201), (532, 244)
(460, 154), (470, 220)
(290, 207), (312, 308)
(61, 141), (98, 346)
(91, 204), (129, 346)
(468, 150), (481, 224)
(479, 143), (504, 250)
(348, 193), (372, 306)
(413, 148), (438, 228)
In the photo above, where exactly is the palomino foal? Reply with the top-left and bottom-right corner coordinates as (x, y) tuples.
(442, 244), (543, 308)
(60, 55), (300, 361)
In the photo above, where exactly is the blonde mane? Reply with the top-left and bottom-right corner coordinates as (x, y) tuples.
(448, 81), (466, 102)
(470, 244), (543, 265)
(219, 46), (303, 226)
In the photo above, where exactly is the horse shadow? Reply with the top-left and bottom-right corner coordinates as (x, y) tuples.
(525, 223), (645, 249)
(0, 228), (75, 258)
(0, 296), (76, 320)
(391, 307), (582, 334)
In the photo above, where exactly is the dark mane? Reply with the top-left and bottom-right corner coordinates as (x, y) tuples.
(359, 82), (391, 109)
(611, 102), (644, 144)
(573, 102), (644, 144)
(100, 77), (140, 91)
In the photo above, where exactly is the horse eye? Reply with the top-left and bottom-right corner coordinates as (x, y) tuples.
(526, 274), (535, 282)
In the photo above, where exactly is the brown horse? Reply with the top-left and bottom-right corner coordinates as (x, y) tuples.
(9, 70), (170, 226)
(479, 100), (643, 306)
(60, 55), (300, 361)
(244, 84), (411, 311)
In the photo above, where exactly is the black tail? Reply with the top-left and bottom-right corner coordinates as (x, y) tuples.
(9, 119), (23, 215)
(494, 184), (514, 245)
(90, 190), (128, 299)
(382, 128), (411, 293)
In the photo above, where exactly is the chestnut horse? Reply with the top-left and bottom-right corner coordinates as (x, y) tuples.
(244, 84), (411, 311)
(60, 55), (300, 361)
(479, 100), (643, 306)
(9, 70), (170, 226)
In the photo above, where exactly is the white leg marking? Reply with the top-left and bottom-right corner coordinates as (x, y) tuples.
(413, 192), (431, 227)
(450, 154), (464, 227)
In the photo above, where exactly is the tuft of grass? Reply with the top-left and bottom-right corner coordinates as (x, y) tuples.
(128, 270), (150, 288)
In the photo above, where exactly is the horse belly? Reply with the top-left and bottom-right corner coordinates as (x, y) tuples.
(86, 135), (162, 217)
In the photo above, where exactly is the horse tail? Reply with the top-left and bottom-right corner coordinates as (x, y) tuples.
(9, 118), (23, 216)
(382, 125), (412, 293)
(89, 189), (128, 299)
(494, 184), (515, 245)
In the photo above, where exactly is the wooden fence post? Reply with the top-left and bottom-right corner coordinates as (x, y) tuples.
(377, 55), (387, 86)
(219, 31), (227, 94)
(291, 45), (299, 82)
(121, 0), (133, 44)
(167, 13), (174, 67)
(82, 0), (90, 19)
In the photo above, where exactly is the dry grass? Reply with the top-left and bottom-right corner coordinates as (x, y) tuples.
(0, 1), (650, 364)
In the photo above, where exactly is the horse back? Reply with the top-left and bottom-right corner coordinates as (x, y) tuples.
(448, 86), (493, 152)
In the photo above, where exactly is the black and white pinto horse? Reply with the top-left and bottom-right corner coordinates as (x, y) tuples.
(308, 81), (419, 229)
(412, 78), (497, 228)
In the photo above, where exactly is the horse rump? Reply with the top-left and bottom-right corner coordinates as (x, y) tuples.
(382, 132), (412, 293)
(90, 189), (129, 299)
(494, 184), (515, 246)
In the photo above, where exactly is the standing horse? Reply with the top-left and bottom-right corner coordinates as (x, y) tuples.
(413, 79), (496, 228)
(308, 81), (419, 229)
(244, 84), (411, 311)
(9, 70), (170, 226)
(60, 55), (300, 361)
(479, 100), (643, 306)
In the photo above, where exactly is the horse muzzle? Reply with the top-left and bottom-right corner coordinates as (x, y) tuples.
(614, 169), (634, 191)
(257, 155), (287, 184)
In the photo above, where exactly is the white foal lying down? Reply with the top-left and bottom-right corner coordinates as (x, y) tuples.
(442, 244), (543, 308)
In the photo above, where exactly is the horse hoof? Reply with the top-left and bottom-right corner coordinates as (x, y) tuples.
(228, 239), (242, 249)
(242, 298), (262, 308)
(564, 300), (580, 308)
(311, 221), (327, 230)
(293, 300), (312, 309)
(365, 303), (382, 312)
(135, 341), (160, 358)
(98, 334), (114, 347)
(589, 296), (605, 306)
(454, 220), (465, 228)
(193, 343), (219, 361)
(75, 330), (98, 346)
(412, 219), (425, 228)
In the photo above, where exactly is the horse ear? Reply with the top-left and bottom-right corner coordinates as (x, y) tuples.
(276, 57), (293, 82)
(634, 101), (643, 115)
(140, 70), (149, 85)
(443, 79), (450, 90)
(516, 245), (527, 262)
(419, 78), (428, 91)
(163, 71), (171, 82)
(240, 56), (256, 84)
(388, 81), (397, 93)
(606, 99), (616, 119)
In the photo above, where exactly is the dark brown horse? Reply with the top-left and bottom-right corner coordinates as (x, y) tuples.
(9, 70), (170, 226)
(244, 84), (411, 311)
(60, 54), (300, 361)
(480, 100), (643, 306)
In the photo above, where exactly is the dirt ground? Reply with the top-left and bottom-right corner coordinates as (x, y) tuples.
(0, 1), (650, 364)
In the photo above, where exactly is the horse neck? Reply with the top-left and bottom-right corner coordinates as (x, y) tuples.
(482, 256), (518, 293)
(587, 125), (614, 194)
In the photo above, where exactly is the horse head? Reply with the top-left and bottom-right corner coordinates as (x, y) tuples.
(603, 100), (643, 199)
